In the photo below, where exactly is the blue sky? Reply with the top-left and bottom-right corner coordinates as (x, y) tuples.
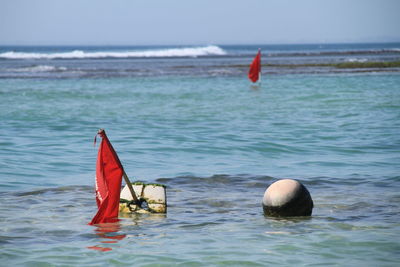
(1, 0), (399, 45)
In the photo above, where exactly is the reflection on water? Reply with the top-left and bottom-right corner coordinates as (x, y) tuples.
(250, 84), (261, 90)
(87, 222), (126, 252)
(87, 213), (167, 252)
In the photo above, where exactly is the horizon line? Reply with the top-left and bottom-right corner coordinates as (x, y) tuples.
(1, 41), (400, 47)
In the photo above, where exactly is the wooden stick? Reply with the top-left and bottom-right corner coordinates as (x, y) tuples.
(122, 171), (140, 204)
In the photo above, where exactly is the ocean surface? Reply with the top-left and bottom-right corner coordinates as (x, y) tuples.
(0, 44), (399, 266)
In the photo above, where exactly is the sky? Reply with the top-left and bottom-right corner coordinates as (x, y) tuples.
(1, 0), (400, 45)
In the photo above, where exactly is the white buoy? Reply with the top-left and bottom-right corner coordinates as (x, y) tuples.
(262, 179), (313, 217)
(120, 183), (167, 213)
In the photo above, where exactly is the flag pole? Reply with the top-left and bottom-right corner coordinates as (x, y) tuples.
(259, 48), (262, 85)
(122, 171), (140, 204)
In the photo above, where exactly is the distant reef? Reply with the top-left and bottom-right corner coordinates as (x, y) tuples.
(264, 61), (400, 69)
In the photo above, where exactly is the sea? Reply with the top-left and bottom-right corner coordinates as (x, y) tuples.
(0, 43), (399, 266)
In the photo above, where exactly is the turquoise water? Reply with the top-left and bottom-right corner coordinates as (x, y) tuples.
(1, 44), (400, 265)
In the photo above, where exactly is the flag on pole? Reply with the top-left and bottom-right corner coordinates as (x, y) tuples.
(89, 129), (123, 225)
(248, 49), (261, 83)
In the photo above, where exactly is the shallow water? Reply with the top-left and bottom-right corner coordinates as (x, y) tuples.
(1, 175), (399, 266)
(1, 44), (400, 266)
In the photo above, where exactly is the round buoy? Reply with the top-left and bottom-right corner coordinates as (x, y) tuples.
(262, 179), (313, 217)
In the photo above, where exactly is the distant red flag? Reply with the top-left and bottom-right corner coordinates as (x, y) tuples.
(248, 49), (261, 83)
(89, 129), (123, 225)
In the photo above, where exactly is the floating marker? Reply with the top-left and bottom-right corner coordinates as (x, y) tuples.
(120, 182), (167, 214)
(262, 179), (313, 217)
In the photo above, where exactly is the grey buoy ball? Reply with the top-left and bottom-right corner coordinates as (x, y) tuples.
(262, 179), (313, 217)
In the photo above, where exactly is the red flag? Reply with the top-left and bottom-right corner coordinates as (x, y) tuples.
(89, 129), (123, 225)
(248, 49), (261, 83)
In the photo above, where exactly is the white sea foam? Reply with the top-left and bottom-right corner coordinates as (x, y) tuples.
(9, 65), (67, 72)
(0, 45), (227, 59)
(346, 58), (368, 63)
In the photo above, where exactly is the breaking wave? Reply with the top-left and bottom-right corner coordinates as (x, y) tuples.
(0, 45), (227, 59)
(8, 65), (67, 72)
(345, 58), (368, 63)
